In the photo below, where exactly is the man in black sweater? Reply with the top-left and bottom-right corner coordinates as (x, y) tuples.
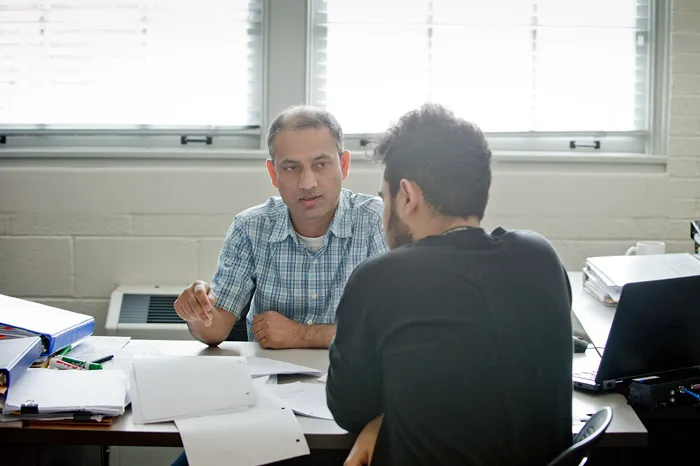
(326, 103), (573, 465)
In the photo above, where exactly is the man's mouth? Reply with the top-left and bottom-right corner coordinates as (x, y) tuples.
(300, 195), (322, 205)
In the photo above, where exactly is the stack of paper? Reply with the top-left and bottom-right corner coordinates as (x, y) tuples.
(130, 355), (310, 466)
(130, 355), (256, 424)
(3, 369), (127, 418)
(583, 253), (700, 305)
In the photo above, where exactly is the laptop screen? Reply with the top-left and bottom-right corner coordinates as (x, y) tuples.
(596, 275), (700, 383)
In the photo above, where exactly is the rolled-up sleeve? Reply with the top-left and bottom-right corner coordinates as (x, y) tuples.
(210, 217), (256, 319)
(326, 266), (383, 434)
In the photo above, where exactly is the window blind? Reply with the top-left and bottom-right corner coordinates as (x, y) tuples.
(310, 0), (651, 137)
(0, 0), (262, 129)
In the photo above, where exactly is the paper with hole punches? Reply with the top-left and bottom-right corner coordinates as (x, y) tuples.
(175, 386), (309, 466)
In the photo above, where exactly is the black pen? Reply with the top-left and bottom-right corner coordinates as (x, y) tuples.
(92, 355), (114, 364)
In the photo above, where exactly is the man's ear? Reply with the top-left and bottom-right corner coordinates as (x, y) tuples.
(266, 159), (279, 188)
(340, 150), (351, 180)
(398, 179), (421, 216)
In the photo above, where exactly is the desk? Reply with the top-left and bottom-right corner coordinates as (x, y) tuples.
(0, 338), (647, 459)
(0, 341), (349, 451)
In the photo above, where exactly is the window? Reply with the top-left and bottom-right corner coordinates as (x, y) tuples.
(310, 0), (653, 153)
(0, 0), (262, 133)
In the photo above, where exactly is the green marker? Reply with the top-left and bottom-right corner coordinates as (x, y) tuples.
(59, 345), (72, 356)
(56, 356), (102, 370)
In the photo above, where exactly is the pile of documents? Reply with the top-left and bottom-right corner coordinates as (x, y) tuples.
(583, 253), (700, 305)
(130, 355), (324, 466)
(2, 368), (127, 422)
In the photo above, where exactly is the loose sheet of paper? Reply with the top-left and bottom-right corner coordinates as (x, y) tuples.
(102, 343), (163, 407)
(317, 373), (327, 383)
(131, 355), (256, 424)
(67, 336), (131, 362)
(175, 386), (309, 466)
(246, 357), (323, 378)
(267, 382), (333, 420)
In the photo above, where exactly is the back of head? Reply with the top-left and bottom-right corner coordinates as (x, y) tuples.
(372, 103), (492, 219)
(266, 105), (344, 160)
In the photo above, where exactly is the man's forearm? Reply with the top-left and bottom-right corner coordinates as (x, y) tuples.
(296, 324), (336, 349)
(187, 306), (237, 346)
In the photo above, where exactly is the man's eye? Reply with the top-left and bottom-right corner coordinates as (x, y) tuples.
(317, 162), (328, 168)
(284, 166), (297, 172)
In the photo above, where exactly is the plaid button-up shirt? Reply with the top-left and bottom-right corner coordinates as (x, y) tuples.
(211, 189), (388, 340)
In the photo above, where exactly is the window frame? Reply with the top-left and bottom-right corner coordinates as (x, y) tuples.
(305, 0), (670, 157)
(0, 0), (267, 151)
(0, 0), (669, 159)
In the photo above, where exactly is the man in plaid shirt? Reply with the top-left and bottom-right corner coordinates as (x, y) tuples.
(174, 106), (387, 349)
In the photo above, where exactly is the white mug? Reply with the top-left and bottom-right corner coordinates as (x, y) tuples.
(625, 240), (666, 256)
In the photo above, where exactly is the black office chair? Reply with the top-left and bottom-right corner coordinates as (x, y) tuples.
(225, 298), (251, 342)
(547, 406), (613, 466)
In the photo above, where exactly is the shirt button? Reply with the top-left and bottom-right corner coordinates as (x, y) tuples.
(312, 293), (318, 299)
(307, 319), (313, 325)
(312, 259), (318, 264)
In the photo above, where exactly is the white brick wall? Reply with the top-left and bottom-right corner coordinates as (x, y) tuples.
(0, 2), (699, 334)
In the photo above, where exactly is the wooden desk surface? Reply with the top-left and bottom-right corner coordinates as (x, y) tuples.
(0, 339), (646, 449)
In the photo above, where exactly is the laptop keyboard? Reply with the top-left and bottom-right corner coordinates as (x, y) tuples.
(573, 370), (597, 381)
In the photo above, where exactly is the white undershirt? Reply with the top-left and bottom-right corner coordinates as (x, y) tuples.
(297, 233), (325, 252)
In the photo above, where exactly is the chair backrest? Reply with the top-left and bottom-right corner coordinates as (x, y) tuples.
(546, 406), (613, 466)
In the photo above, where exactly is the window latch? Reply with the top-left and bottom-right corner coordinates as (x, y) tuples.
(569, 140), (601, 150)
(180, 135), (213, 146)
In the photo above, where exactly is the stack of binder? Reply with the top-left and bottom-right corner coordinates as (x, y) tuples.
(583, 253), (700, 305)
(0, 294), (94, 355)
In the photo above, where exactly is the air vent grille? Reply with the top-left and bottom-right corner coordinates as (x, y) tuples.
(147, 295), (182, 324)
(119, 293), (183, 324)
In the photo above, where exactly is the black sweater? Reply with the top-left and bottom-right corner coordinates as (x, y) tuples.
(327, 227), (573, 465)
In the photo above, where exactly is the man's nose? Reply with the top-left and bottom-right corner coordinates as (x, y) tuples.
(299, 168), (318, 191)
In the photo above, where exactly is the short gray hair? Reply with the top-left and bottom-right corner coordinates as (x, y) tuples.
(266, 105), (344, 160)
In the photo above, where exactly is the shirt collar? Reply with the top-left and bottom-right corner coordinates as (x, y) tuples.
(267, 190), (352, 243)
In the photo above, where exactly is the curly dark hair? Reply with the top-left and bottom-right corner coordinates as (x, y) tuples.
(372, 103), (492, 220)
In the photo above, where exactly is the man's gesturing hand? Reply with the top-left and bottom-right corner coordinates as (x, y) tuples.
(174, 281), (217, 327)
(251, 311), (303, 349)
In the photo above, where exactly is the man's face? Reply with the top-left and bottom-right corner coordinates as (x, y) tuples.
(380, 180), (413, 250)
(267, 127), (350, 227)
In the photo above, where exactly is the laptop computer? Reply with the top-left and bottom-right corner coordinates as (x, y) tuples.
(573, 274), (700, 392)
